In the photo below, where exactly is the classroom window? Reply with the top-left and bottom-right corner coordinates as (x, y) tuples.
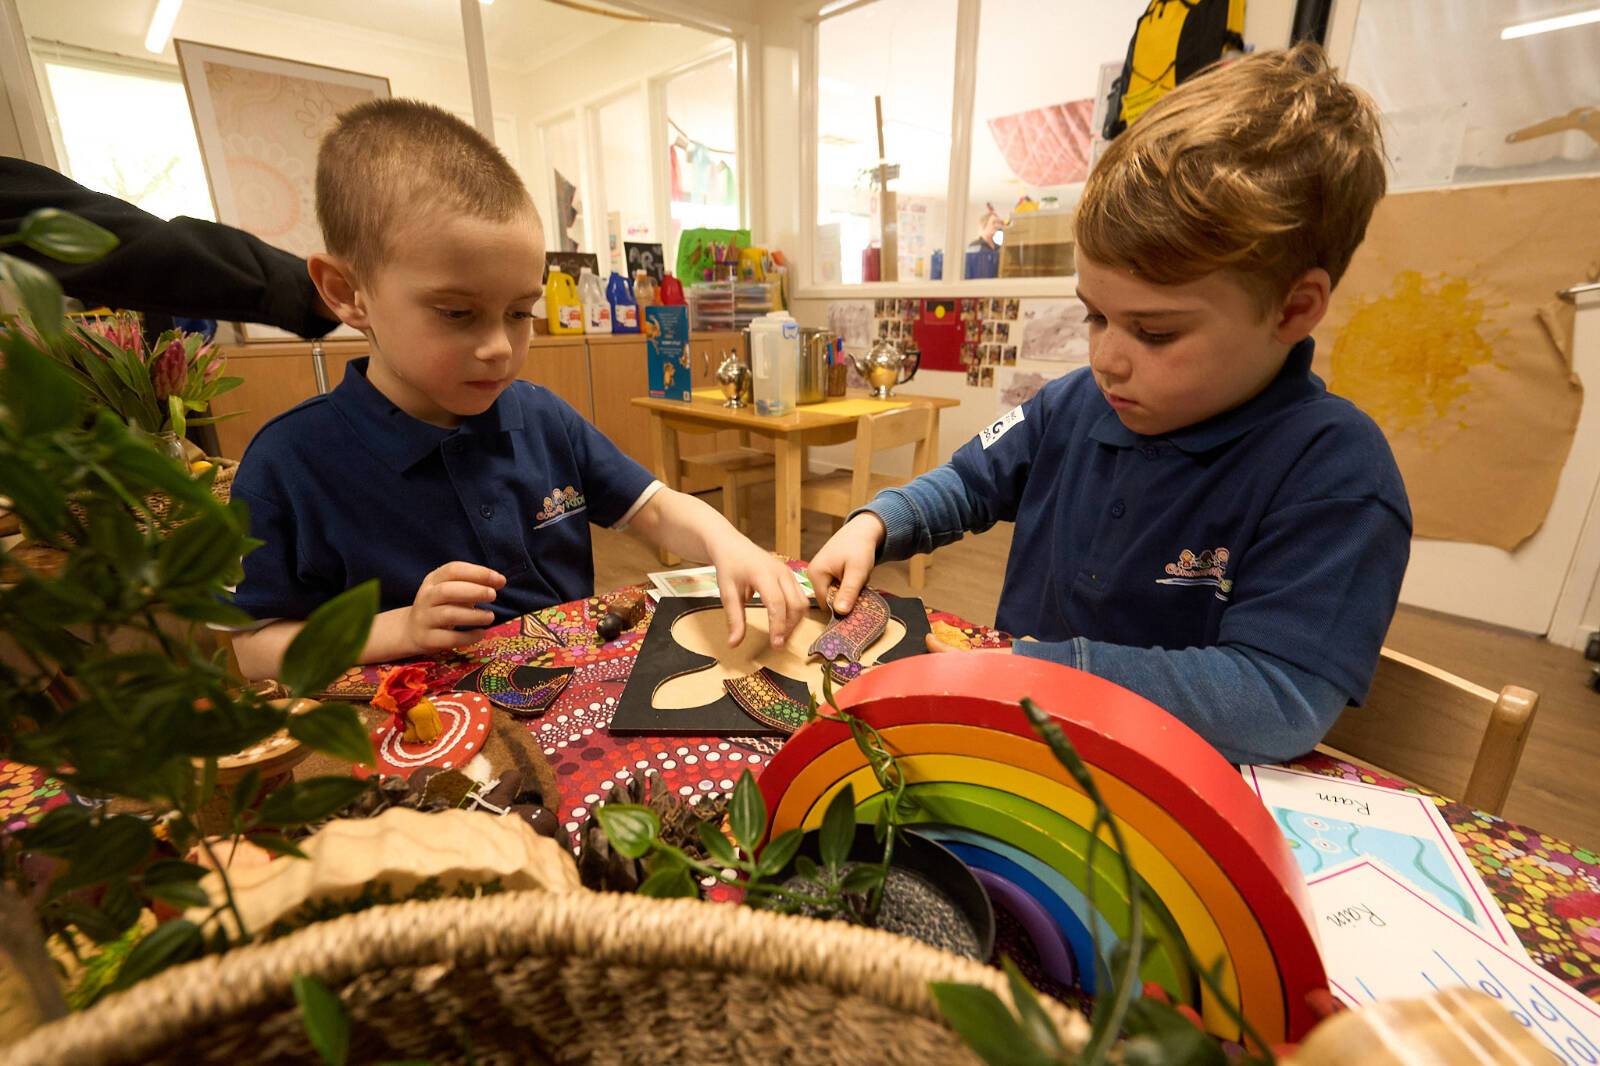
(1344, 0), (1600, 189)
(663, 52), (741, 276)
(542, 115), (586, 254)
(597, 89), (656, 263)
(37, 58), (215, 223)
(959, 0), (1148, 280)
(814, 0), (958, 286)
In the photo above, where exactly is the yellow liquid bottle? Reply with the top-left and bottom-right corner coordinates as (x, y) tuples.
(545, 269), (584, 335)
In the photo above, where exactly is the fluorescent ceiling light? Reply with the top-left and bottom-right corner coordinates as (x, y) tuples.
(144, 0), (183, 53)
(1501, 7), (1600, 40)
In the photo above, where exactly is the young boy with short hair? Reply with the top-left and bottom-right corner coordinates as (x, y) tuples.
(809, 43), (1411, 765)
(231, 100), (804, 679)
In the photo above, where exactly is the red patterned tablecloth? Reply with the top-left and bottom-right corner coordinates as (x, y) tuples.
(4, 584), (1597, 1005)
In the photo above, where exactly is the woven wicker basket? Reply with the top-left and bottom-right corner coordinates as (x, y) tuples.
(6, 890), (1087, 1065)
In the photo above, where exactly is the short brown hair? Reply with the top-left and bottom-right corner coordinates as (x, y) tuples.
(1076, 42), (1386, 313)
(316, 98), (536, 279)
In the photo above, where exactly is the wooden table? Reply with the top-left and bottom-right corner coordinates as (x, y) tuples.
(631, 390), (961, 558)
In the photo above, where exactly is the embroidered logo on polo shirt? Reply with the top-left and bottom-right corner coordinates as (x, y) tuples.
(1156, 547), (1233, 600)
(535, 485), (587, 528)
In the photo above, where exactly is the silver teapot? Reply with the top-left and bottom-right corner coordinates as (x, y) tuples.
(706, 348), (750, 408)
(846, 338), (921, 400)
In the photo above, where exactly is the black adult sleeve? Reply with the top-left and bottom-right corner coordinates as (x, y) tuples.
(1, 156), (335, 339)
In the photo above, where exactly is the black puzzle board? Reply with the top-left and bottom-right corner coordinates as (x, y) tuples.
(609, 594), (932, 736)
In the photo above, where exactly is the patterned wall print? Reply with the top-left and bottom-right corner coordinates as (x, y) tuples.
(176, 42), (389, 337)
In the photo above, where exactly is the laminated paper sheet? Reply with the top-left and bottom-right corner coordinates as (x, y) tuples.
(1311, 177), (1600, 551)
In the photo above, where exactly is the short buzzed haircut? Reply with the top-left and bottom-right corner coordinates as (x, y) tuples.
(315, 98), (536, 279)
(1076, 42), (1386, 315)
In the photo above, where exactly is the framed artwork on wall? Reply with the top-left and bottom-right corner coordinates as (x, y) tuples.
(175, 40), (390, 342)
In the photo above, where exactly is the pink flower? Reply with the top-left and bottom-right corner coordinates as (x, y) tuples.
(198, 343), (224, 384)
(151, 338), (188, 400)
(88, 314), (143, 356)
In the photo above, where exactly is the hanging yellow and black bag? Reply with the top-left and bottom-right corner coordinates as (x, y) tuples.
(1103, 0), (1246, 139)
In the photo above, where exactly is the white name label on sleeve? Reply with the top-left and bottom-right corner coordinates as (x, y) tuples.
(980, 406), (1025, 449)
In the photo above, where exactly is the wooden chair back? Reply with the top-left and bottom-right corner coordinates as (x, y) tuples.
(1320, 647), (1538, 815)
(840, 406), (936, 515)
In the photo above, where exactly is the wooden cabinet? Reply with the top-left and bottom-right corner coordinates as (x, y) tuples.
(209, 339), (370, 459)
(208, 331), (749, 494)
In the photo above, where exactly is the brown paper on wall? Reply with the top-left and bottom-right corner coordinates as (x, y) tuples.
(1311, 177), (1600, 552)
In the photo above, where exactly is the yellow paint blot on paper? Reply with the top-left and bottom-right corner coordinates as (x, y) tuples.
(1329, 271), (1504, 444)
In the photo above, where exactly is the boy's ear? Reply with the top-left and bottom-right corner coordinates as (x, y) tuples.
(1273, 268), (1332, 345)
(306, 253), (370, 330)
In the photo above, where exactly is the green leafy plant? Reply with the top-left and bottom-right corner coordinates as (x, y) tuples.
(0, 209), (379, 1000)
(1, 208), (241, 442)
(594, 671), (912, 920)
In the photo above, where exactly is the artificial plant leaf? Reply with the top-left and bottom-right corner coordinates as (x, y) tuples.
(255, 776), (371, 827)
(1120, 997), (1227, 1066)
(928, 982), (1056, 1066)
(230, 766), (263, 826)
(144, 879), (211, 910)
(15, 803), (91, 855)
(793, 855), (819, 881)
(755, 828), (803, 879)
(593, 803), (659, 861)
(248, 832), (310, 860)
(0, 336), (79, 436)
(278, 580), (379, 697)
(292, 974), (351, 1066)
(287, 702), (376, 767)
(728, 769), (766, 853)
(1001, 956), (1063, 1056)
(637, 866), (698, 899)
(818, 783), (855, 874)
(18, 208), (120, 263)
(156, 510), (246, 591)
(143, 859), (210, 886)
(56, 815), (155, 890)
(838, 863), (885, 896)
(696, 821), (737, 866)
(110, 918), (203, 991)
(3, 252), (66, 341)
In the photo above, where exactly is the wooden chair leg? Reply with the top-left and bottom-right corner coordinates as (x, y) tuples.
(908, 553), (926, 592)
(723, 475), (743, 531)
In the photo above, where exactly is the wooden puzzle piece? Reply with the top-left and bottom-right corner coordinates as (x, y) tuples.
(474, 663), (572, 718)
(809, 588), (890, 664)
(724, 668), (812, 733)
(652, 605), (906, 711)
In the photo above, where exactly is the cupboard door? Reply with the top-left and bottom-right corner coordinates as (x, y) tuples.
(520, 342), (593, 419)
(587, 337), (655, 470)
(210, 352), (320, 459)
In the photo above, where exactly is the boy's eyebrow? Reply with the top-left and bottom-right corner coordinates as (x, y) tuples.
(1077, 287), (1199, 320)
(422, 287), (543, 301)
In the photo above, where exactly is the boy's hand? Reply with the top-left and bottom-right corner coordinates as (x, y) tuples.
(403, 561), (506, 653)
(808, 512), (885, 616)
(706, 537), (807, 649)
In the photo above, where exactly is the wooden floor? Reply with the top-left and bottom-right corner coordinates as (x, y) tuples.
(593, 483), (1600, 848)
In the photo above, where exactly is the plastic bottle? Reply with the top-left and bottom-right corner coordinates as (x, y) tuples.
(578, 267), (611, 334)
(633, 270), (659, 311)
(748, 310), (799, 417)
(545, 269), (583, 335)
(608, 271), (639, 333)
(659, 273), (686, 306)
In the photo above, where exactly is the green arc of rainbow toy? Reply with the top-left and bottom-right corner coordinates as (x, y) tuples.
(754, 654), (1328, 1046)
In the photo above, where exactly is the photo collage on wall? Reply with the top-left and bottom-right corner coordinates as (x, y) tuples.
(868, 297), (1022, 389)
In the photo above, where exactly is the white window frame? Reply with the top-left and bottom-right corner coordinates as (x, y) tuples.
(799, 0), (1087, 299)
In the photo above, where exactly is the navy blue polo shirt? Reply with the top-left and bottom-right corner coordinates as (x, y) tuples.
(231, 358), (656, 622)
(953, 339), (1411, 700)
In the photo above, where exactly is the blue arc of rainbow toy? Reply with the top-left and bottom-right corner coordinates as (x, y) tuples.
(755, 654), (1329, 1046)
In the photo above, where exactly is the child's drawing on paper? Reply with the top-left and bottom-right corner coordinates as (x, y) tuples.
(1327, 270), (1506, 448)
(1275, 808), (1477, 925)
(1019, 299), (1089, 362)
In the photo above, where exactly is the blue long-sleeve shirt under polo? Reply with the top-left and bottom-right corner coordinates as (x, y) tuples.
(863, 339), (1412, 765)
(231, 357), (657, 624)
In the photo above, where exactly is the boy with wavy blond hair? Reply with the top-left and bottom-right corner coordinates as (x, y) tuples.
(230, 100), (805, 679)
(810, 43), (1411, 764)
